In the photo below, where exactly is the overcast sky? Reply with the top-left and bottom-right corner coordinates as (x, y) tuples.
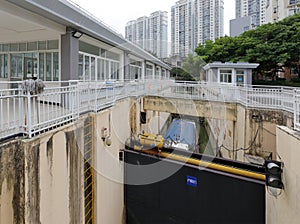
(71, 0), (235, 37)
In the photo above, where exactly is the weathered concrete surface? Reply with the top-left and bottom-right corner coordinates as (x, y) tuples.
(25, 142), (41, 224)
(1, 97), (166, 224)
(95, 99), (128, 224)
(202, 105), (294, 162)
(0, 95), (299, 224)
(0, 118), (86, 224)
(66, 130), (84, 224)
(0, 141), (25, 224)
(144, 95), (286, 161)
(143, 96), (237, 121)
(266, 126), (300, 224)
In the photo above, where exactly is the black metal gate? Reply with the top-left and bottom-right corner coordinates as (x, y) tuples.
(125, 150), (265, 224)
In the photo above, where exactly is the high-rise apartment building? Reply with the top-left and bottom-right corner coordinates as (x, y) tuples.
(171, 0), (224, 57)
(266, 0), (300, 23)
(235, 0), (267, 27)
(231, 0), (300, 36)
(231, 0), (267, 36)
(125, 11), (168, 59)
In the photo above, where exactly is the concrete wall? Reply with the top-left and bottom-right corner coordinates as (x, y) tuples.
(266, 126), (300, 224)
(94, 98), (131, 224)
(3, 95), (299, 224)
(0, 96), (170, 224)
(207, 105), (293, 162)
(143, 96), (291, 162)
(93, 97), (169, 223)
(143, 96), (237, 121)
(0, 119), (86, 224)
(230, 16), (252, 37)
(0, 140), (25, 224)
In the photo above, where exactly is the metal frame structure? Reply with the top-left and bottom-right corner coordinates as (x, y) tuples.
(1, 80), (300, 140)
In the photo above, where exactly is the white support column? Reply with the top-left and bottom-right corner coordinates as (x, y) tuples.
(158, 67), (162, 80)
(141, 61), (145, 80)
(119, 52), (125, 81)
(167, 70), (170, 79)
(232, 68), (236, 85)
(152, 64), (155, 80)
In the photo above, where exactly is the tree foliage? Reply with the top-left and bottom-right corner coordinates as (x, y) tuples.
(195, 13), (300, 78)
(182, 54), (206, 80)
(170, 67), (195, 81)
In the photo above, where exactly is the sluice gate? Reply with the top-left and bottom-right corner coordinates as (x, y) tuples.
(125, 149), (265, 224)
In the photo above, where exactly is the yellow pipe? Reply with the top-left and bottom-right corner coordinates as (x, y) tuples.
(159, 152), (266, 181)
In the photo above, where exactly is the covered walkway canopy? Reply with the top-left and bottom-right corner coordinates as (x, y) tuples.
(0, 0), (171, 83)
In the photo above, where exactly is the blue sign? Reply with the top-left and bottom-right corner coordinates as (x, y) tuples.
(186, 176), (197, 187)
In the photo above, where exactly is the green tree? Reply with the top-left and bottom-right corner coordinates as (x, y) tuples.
(170, 67), (195, 81)
(182, 54), (206, 80)
(195, 13), (300, 80)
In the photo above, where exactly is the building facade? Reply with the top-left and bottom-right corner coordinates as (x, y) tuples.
(266, 0), (300, 23)
(230, 0), (267, 36)
(203, 62), (259, 85)
(0, 3), (170, 84)
(171, 0), (224, 57)
(235, 0), (267, 27)
(231, 0), (300, 36)
(125, 11), (168, 59)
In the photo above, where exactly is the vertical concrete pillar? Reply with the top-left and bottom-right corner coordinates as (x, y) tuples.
(119, 53), (125, 80)
(61, 29), (79, 82)
(152, 65), (155, 80)
(232, 69), (236, 85)
(141, 61), (145, 80)
(124, 53), (130, 81)
(167, 70), (170, 79)
(247, 69), (252, 85)
(158, 67), (162, 80)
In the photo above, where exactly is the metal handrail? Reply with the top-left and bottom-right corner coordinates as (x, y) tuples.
(1, 80), (300, 140)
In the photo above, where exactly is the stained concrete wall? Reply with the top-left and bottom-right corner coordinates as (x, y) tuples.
(144, 95), (281, 161)
(0, 118), (85, 224)
(207, 105), (294, 162)
(0, 96), (170, 224)
(94, 99), (130, 224)
(266, 126), (300, 224)
(0, 141), (25, 224)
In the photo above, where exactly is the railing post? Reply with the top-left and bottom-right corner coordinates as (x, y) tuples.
(94, 82), (97, 112)
(18, 84), (23, 132)
(294, 88), (297, 130)
(26, 91), (32, 138)
(76, 81), (80, 119)
(246, 85), (249, 107)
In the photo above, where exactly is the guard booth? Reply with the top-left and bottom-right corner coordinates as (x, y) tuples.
(203, 62), (259, 85)
(124, 149), (266, 224)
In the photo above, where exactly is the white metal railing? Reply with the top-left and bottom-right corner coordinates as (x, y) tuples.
(1, 80), (300, 140)
(158, 81), (300, 131)
(294, 92), (300, 131)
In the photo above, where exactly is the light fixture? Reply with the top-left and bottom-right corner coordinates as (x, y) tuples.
(72, 31), (83, 39)
(265, 160), (284, 189)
